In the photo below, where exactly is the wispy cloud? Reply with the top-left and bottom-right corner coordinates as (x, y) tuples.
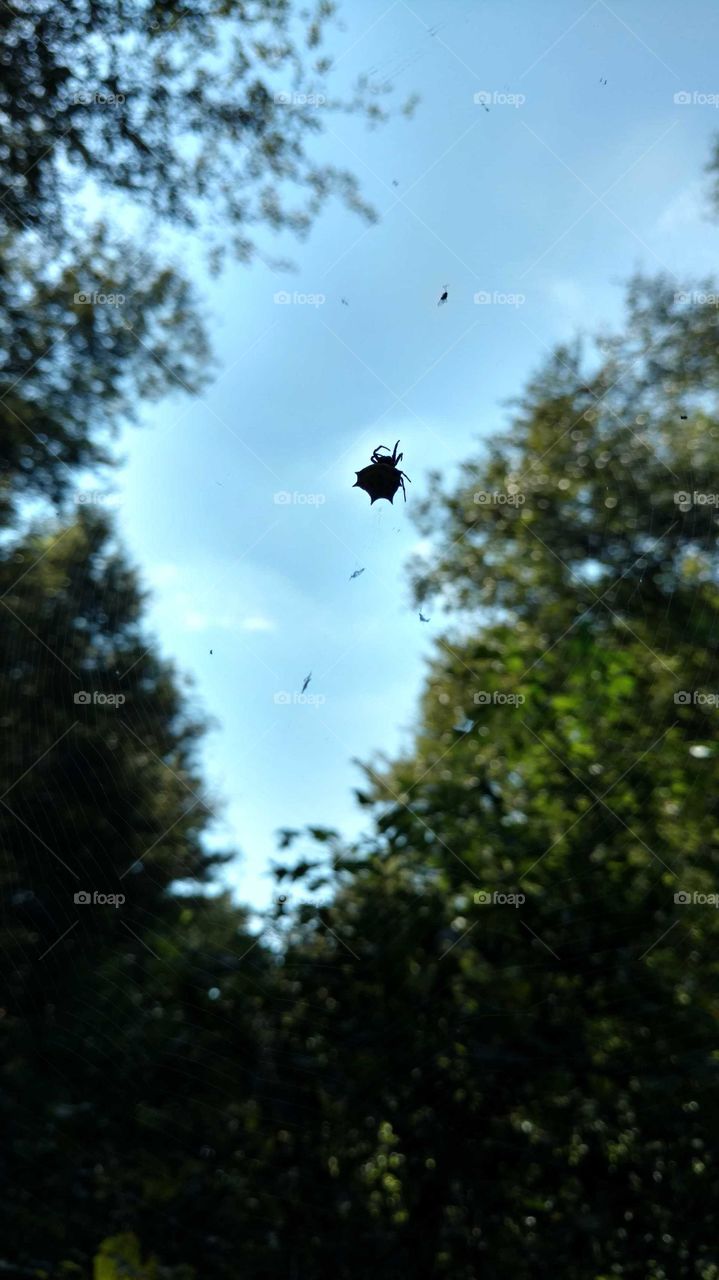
(180, 608), (275, 634)
(655, 180), (706, 235)
(241, 616), (275, 632)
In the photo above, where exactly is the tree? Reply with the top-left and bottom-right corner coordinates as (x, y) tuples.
(0, 227), (211, 521)
(0, 2), (413, 1275)
(268, 271), (719, 1278)
(0, 510), (247, 1265)
(0, 0), (402, 259)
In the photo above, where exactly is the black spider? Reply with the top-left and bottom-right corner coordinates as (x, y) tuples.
(354, 440), (411, 504)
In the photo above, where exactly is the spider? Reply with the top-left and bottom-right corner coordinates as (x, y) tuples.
(354, 440), (411, 504)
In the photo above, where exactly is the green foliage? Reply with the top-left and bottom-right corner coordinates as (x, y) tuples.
(0, 227), (211, 520)
(4, 0), (719, 1272)
(269, 266), (719, 1276)
(94, 1235), (155, 1280)
(0, 0), (397, 260)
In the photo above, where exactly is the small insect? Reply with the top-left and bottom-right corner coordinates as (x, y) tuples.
(392, 179), (399, 187)
(438, 285), (448, 306)
(349, 567), (365, 580)
(301, 672), (312, 693)
(477, 94), (490, 113)
(210, 649), (213, 655)
(341, 297), (349, 306)
(353, 440), (411, 505)
(419, 612), (430, 622)
(599, 76), (607, 85)
(681, 415), (687, 420)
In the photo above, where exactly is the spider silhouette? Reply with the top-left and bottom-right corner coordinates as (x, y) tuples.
(354, 441), (411, 504)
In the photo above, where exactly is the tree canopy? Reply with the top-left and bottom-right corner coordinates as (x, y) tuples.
(2, 0), (719, 1274)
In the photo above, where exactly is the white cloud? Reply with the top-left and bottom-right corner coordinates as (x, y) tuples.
(545, 277), (587, 320)
(147, 562), (182, 586)
(241, 615), (275, 632)
(655, 181), (706, 235)
(183, 609), (210, 631)
(177, 604), (275, 634)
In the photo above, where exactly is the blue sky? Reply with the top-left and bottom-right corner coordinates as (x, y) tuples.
(106, 0), (719, 910)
